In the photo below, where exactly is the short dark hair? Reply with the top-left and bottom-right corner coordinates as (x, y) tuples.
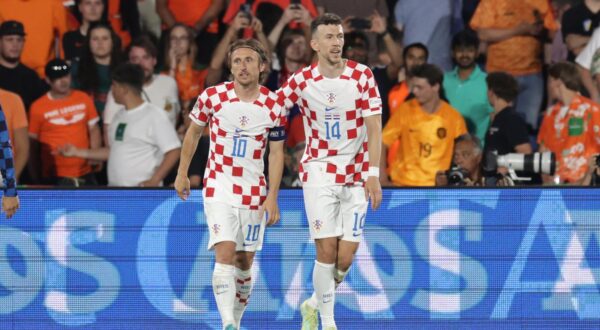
(486, 72), (519, 103)
(410, 63), (443, 87)
(455, 133), (482, 154)
(451, 29), (480, 50)
(111, 63), (144, 93)
(128, 35), (158, 59)
(403, 43), (429, 62)
(227, 39), (269, 80)
(310, 13), (342, 36)
(548, 61), (583, 92)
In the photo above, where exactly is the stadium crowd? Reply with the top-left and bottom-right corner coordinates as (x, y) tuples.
(0, 0), (599, 187)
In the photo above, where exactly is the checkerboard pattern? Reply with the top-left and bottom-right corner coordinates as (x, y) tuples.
(190, 82), (285, 209)
(0, 104), (16, 197)
(278, 60), (382, 186)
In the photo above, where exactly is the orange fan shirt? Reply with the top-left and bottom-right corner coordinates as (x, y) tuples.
(470, 0), (558, 75)
(29, 90), (99, 178)
(538, 95), (600, 183)
(0, 89), (28, 155)
(167, 0), (219, 33)
(383, 99), (467, 186)
(0, 0), (68, 77)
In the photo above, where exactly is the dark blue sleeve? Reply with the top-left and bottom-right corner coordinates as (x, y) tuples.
(0, 104), (17, 197)
(269, 126), (287, 141)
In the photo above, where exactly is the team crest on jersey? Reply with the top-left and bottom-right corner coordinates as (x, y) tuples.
(211, 224), (221, 235)
(437, 127), (447, 139)
(325, 92), (336, 105)
(239, 115), (250, 127)
(313, 219), (323, 232)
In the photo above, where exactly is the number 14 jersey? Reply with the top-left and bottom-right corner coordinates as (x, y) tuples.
(277, 61), (382, 187)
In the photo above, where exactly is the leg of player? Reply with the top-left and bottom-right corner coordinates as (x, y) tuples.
(312, 237), (338, 330)
(213, 242), (238, 330)
(233, 251), (255, 328)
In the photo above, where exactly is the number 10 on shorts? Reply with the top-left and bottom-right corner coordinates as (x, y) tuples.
(245, 224), (261, 242)
(353, 212), (365, 235)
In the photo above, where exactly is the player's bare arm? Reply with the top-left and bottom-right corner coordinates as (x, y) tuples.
(261, 140), (285, 226)
(175, 121), (205, 200)
(365, 114), (383, 210)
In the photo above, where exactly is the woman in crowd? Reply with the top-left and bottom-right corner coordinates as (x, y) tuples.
(71, 22), (124, 118)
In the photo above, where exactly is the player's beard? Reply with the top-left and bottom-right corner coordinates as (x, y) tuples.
(1, 53), (19, 64)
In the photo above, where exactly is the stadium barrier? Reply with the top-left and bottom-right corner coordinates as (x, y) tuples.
(1, 188), (600, 329)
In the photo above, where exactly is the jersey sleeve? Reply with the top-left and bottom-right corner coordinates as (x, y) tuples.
(83, 93), (99, 126)
(12, 94), (27, 130)
(103, 91), (120, 126)
(382, 107), (404, 147)
(277, 72), (302, 110)
(361, 67), (382, 117)
(189, 88), (213, 126)
(269, 96), (287, 142)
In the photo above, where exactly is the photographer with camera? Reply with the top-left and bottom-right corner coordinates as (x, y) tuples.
(435, 133), (514, 186)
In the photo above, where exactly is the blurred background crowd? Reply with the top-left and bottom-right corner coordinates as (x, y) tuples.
(1, 0), (599, 188)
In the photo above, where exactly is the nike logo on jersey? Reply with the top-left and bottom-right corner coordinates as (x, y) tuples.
(325, 106), (336, 112)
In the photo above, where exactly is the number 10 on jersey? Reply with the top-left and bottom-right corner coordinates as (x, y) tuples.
(232, 136), (247, 157)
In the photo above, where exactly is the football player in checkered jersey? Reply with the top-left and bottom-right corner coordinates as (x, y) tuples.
(174, 39), (286, 330)
(277, 13), (383, 330)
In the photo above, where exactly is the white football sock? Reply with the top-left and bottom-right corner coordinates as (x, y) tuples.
(233, 267), (253, 327)
(307, 266), (350, 309)
(212, 263), (236, 327)
(313, 260), (336, 328)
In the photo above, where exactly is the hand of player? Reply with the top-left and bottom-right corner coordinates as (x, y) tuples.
(260, 192), (280, 226)
(2, 195), (19, 219)
(364, 176), (382, 210)
(174, 174), (191, 200)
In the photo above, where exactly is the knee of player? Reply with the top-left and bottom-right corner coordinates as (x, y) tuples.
(235, 252), (255, 270)
(336, 254), (354, 271)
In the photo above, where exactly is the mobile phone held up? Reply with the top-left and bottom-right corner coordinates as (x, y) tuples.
(349, 18), (372, 30)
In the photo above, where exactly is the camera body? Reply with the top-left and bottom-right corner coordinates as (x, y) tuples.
(446, 166), (470, 186)
(483, 151), (555, 185)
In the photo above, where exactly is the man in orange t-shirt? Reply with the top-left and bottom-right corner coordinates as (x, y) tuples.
(538, 62), (600, 184)
(0, 0), (68, 77)
(382, 64), (467, 186)
(29, 59), (101, 185)
(0, 89), (29, 181)
(470, 0), (558, 131)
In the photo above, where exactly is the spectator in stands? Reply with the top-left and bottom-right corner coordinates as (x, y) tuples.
(266, 29), (310, 91)
(394, 0), (462, 71)
(71, 22), (123, 117)
(29, 59), (101, 186)
(562, 0), (600, 62)
(370, 13), (403, 117)
(0, 102), (19, 219)
(104, 35), (180, 134)
(0, 21), (49, 111)
(163, 24), (207, 111)
(59, 63), (181, 187)
(484, 72), (532, 158)
(0, 89), (28, 181)
(0, 0), (68, 77)
(387, 43), (428, 122)
(576, 26), (600, 102)
(224, 0), (318, 34)
(205, 12), (271, 88)
(538, 62), (600, 184)
(63, 0), (105, 63)
(443, 30), (493, 143)
(267, 3), (313, 58)
(314, 0), (387, 64)
(381, 64), (467, 187)
(471, 0), (558, 132)
(104, 0), (141, 49)
(156, 0), (225, 65)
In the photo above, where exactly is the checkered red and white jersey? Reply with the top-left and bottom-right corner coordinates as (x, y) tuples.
(190, 81), (286, 209)
(277, 60), (382, 187)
